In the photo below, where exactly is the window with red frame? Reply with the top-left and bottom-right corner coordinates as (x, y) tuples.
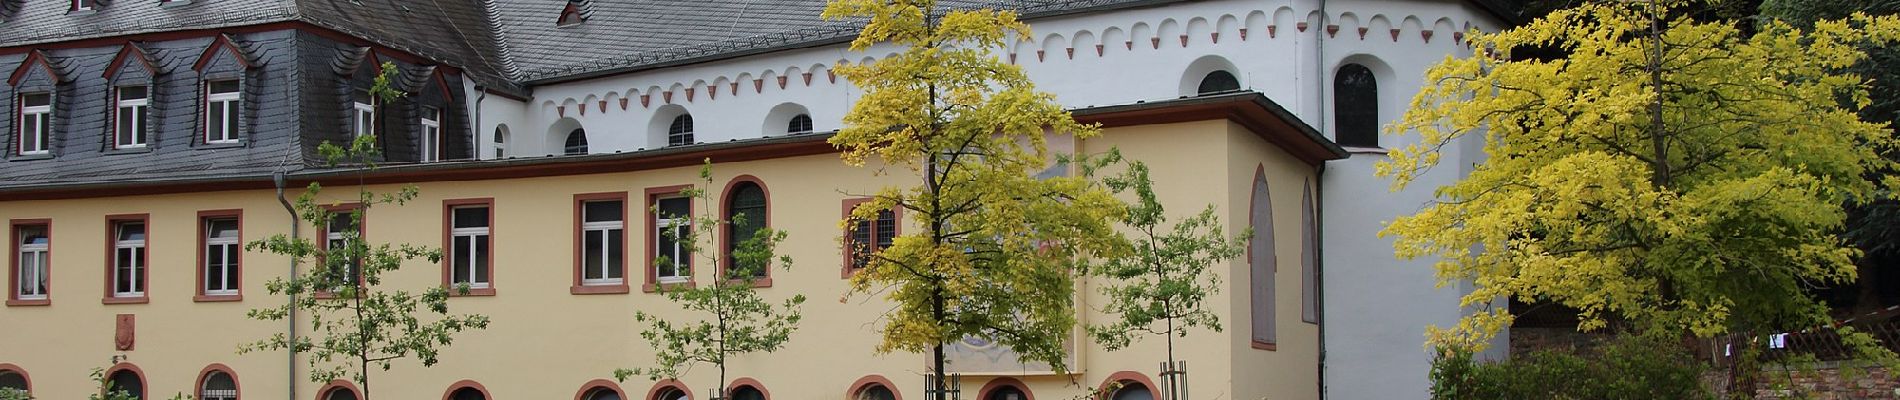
(844, 201), (897, 272)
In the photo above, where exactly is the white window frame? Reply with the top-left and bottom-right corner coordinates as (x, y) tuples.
(449, 206), (491, 289)
(72, 0), (94, 11)
(114, 86), (149, 149)
(581, 201), (624, 286)
(420, 107), (441, 162)
(112, 222), (146, 298)
(326, 213), (361, 287)
(654, 196), (690, 284)
(17, 93), (50, 156)
(204, 218), (240, 296)
(352, 95), (376, 139)
(16, 228), (48, 300)
(205, 80), (241, 144)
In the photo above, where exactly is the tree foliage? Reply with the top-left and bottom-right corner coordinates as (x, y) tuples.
(1378, 1), (1900, 351)
(616, 161), (805, 392)
(1429, 334), (1714, 400)
(1087, 153), (1249, 353)
(240, 62), (489, 400)
(821, 0), (1125, 386)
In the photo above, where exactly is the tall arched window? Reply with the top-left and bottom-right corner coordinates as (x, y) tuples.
(565, 128), (589, 155)
(1197, 70), (1240, 94)
(725, 180), (768, 279)
(652, 386), (688, 400)
(199, 369), (237, 400)
(1249, 169), (1277, 348)
(668, 115), (695, 147)
(493, 126), (509, 158)
(787, 114), (813, 134)
(0, 365), (29, 396)
(108, 368), (145, 400)
(1334, 63), (1379, 148)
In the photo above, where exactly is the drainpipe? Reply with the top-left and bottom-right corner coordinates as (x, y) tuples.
(274, 172), (300, 400)
(474, 86), (487, 159)
(1313, 0), (1329, 397)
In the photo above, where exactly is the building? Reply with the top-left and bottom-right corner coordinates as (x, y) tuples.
(0, 0), (1515, 399)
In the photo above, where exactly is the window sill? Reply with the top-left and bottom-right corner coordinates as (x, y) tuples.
(5, 298), (49, 306)
(1252, 340), (1277, 351)
(102, 296), (149, 305)
(570, 284), (629, 295)
(8, 154), (52, 162)
(103, 147), (153, 156)
(725, 278), (772, 288)
(194, 294), (242, 302)
(197, 141), (245, 150)
(642, 281), (695, 293)
(1342, 146), (1389, 155)
(448, 287), (497, 297)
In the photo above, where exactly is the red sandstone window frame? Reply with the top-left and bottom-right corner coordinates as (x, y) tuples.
(316, 203), (366, 299)
(1095, 371), (1159, 400)
(102, 214), (150, 304)
(442, 198), (497, 296)
(646, 379), (691, 400)
(7, 219), (51, 307)
(572, 192), (630, 294)
(727, 377), (770, 400)
(841, 197), (901, 278)
(644, 184), (694, 293)
(196, 209), (244, 302)
(102, 362), (147, 399)
(194, 363), (240, 400)
(718, 175), (772, 287)
(847, 375), (903, 400)
(442, 379), (490, 400)
(319, 379), (362, 400)
(976, 377), (1035, 400)
(574, 379), (627, 400)
(0, 363), (31, 395)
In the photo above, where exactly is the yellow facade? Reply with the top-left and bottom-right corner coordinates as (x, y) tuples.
(0, 117), (1324, 400)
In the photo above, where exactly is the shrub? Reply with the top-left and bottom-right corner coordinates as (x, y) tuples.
(1431, 334), (1714, 400)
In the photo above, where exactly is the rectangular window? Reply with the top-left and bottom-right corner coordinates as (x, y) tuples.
(114, 86), (148, 149)
(72, 0), (94, 11)
(11, 222), (50, 305)
(325, 209), (363, 289)
(653, 196), (691, 284)
(842, 199), (899, 276)
(201, 214), (241, 298)
(109, 219), (147, 300)
(17, 93), (50, 155)
(420, 106), (442, 162)
(573, 193), (626, 293)
(205, 80), (240, 144)
(352, 90), (376, 138)
(446, 201), (492, 293)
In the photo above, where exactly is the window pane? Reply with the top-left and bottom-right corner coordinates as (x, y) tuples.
(209, 80), (240, 94)
(21, 117), (38, 151)
(875, 210), (896, 249)
(224, 245), (241, 288)
(133, 108), (147, 144)
(607, 229), (624, 279)
(117, 248), (135, 293)
(328, 213), (356, 235)
(584, 230), (605, 280)
(207, 249), (226, 290)
(119, 86), (147, 100)
(118, 223), (145, 241)
(584, 200), (622, 223)
(209, 105), (227, 140)
(453, 236), (472, 283)
(18, 226), (46, 244)
(657, 233), (679, 277)
(20, 93), (48, 107)
(210, 219), (239, 239)
(118, 112), (135, 145)
(454, 207), (489, 229)
(658, 197), (689, 218)
(474, 235), (490, 284)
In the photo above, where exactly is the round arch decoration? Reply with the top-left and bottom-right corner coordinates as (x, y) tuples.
(727, 377), (769, 400)
(317, 379), (363, 400)
(574, 379), (628, 400)
(645, 379), (691, 400)
(442, 379), (492, 400)
(1096, 371), (1159, 400)
(845, 375), (902, 400)
(976, 377), (1035, 400)
(102, 362), (148, 400)
(193, 364), (241, 400)
(0, 363), (31, 394)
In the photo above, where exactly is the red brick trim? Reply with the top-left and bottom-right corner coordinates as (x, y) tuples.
(977, 377), (1034, 400)
(645, 379), (690, 400)
(840, 197), (902, 279)
(6, 219), (51, 306)
(193, 363), (240, 400)
(102, 362), (147, 399)
(0, 363), (30, 394)
(728, 377), (769, 400)
(195, 209), (244, 302)
(572, 192), (630, 295)
(846, 375), (902, 400)
(1097, 371), (1158, 400)
(718, 175), (772, 287)
(442, 198), (497, 296)
(643, 184), (694, 293)
(574, 379), (626, 400)
(317, 379), (361, 400)
(1252, 340), (1278, 351)
(442, 379), (490, 400)
(101, 214), (150, 305)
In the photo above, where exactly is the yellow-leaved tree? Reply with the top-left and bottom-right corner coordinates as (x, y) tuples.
(821, 0), (1126, 397)
(1380, 0), (1900, 357)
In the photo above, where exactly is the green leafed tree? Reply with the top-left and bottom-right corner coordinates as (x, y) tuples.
(1086, 153), (1249, 398)
(615, 160), (806, 397)
(821, 0), (1127, 396)
(240, 62), (489, 400)
(1378, 0), (1900, 356)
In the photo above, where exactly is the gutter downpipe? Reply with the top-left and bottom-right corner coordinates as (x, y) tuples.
(274, 172), (300, 400)
(474, 86), (487, 158)
(1313, 0), (1329, 398)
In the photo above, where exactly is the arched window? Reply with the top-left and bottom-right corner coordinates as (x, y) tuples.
(668, 115), (694, 147)
(855, 385), (896, 400)
(450, 387), (485, 400)
(651, 386), (688, 400)
(199, 369), (238, 400)
(786, 114), (813, 134)
(1196, 70), (1240, 94)
(565, 128), (589, 155)
(108, 368), (145, 400)
(493, 126), (509, 158)
(320, 380), (361, 400)
(731, 385), (765, 400)
(577, 380), (626, 400)
(979, 378), (1031, 400)
(325, 388), (358, 400)
(1110, 382), (1153, 400)
(0, 365), (29, 396)
(585, 388), (623, 400)
(725, 179), (768, 279)
(1249, 169), (1277, 348)
(1334, 63), (1379, 148)
(985, 386), (1027, 400)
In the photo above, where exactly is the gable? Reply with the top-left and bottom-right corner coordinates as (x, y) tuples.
(102, 42), (156, 81)
(192, 34), (254, 72)
(7, 50), (64, 87)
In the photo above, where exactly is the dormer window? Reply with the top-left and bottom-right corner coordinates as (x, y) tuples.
(114, 86), (148, 149)
(72, 0), (97, 12)
(205, 80), (241, 144)
(420, 106), (441, 162)
(556, 1), (586, 26)
(352, 90), (376, 138)
(17, 93), (51, 156)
